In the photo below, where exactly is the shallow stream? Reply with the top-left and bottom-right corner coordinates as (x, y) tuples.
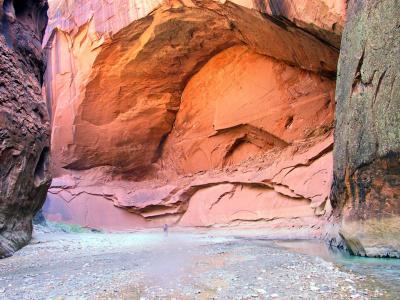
(276, 240), (400, 297)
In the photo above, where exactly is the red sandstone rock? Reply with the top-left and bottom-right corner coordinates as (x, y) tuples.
(43, 0), (340, 233)
(45, 134), (334, 231)
(44, 0), (338, 176)
(45, 0), (345, 47)
(161, 45), (335, 174)
(246, 0), (346, 47)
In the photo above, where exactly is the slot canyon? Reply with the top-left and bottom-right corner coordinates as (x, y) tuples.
(0, 0), (399, 299)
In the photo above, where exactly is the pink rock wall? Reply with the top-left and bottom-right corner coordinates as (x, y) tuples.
(43, 0), (343, 234)
(161, 45), (335, 174)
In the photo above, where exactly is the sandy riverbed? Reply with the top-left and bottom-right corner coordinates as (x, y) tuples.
(0, 226), (394, 300)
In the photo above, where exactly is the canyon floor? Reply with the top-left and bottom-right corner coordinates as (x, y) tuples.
(0, 225), (398, 300)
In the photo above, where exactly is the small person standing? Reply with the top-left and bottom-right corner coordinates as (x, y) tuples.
(163, 224), (168, 237)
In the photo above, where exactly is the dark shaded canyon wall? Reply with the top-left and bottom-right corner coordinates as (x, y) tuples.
(0, 0), (50, 258)
(43, 0), (342, 233)
(332, 0), (399, 257)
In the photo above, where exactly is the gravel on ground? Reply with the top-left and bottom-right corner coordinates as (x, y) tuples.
(0, 226), (393, 300)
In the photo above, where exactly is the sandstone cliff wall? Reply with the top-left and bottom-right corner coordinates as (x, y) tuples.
(0, 0), (50, 257)
(332, 0), (399, 258)
(43, 0), (343, 234)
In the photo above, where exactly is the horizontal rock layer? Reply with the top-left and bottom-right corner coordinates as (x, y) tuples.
(45, 135), (334, 231)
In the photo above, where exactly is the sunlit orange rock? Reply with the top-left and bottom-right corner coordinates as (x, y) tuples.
(43, 0), (342, 234)
(161, 45), (335, 174)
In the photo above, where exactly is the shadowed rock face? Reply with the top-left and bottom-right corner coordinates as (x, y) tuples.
(0, 0), (50, 258)
(251, 0), (346, 48)
(43, 0), (342, 234)
(332, 0), (400, 257)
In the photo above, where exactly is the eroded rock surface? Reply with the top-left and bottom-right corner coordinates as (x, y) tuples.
(43, 0), (341, 233)
(0, 0), (50, 257)
(232, 0), (346, 47)
(45, 136), (335, 232)
(161, 45), (335, 174)
(331, 0), (400, 257)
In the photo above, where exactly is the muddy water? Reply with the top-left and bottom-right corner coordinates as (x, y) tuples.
(276, 240), (400, 297)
